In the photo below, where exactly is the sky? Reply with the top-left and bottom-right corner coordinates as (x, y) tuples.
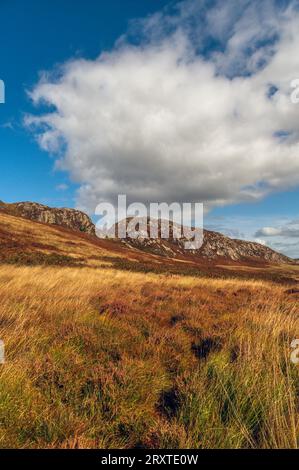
(1, 0), (299, 257)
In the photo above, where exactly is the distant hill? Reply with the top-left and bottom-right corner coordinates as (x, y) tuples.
(108, 217), (292, 265)
(0, 200), (95, 235)
(0, 201), (292, 265)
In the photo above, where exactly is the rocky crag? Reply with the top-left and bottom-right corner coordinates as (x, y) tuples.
(0, 201), (95, 235)
(0, 202), (291, 264)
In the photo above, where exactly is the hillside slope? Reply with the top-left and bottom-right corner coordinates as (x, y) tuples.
(0, 200), (95, 235)
(0, 208), (298, 449)
(0, 228), (298, 449)
(0, 201), (294, 264)
(112, 218), (292, 264)
(0, 210), (207, 274)
(0, 211), (297, 288)
(0, 201), (292, 264)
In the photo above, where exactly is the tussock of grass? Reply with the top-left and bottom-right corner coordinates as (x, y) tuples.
(0, 265), (298, 448)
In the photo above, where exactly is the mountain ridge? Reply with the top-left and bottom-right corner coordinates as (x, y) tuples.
(0, 200), (95, 235)
(105, 217), (292, 264)
(0, 200), (292, 264)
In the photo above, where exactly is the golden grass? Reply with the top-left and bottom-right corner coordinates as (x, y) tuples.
(0, 263), (298, 449)
(0, 211), (118, 266)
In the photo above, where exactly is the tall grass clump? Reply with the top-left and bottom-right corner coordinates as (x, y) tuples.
(0, 265), (298, 448)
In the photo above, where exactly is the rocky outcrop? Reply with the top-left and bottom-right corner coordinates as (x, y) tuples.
(0, 201), (95, 235)
(198, 228), (291, 263)
(0, 202), (292, 264)
(109, 218), (292, 264)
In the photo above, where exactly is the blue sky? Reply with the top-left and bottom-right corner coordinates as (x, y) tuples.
(1, 0), (299, 256)
(0, 0), (169, 205)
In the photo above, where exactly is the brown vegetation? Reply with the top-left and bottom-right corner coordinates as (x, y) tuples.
(0, 212), (298, 448)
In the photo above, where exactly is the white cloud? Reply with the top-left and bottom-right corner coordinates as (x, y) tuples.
(255, 219), (299, 257)
(26, 0), (299, 214)
(255, 227), (282, 236)
(255, 222), (299, 238)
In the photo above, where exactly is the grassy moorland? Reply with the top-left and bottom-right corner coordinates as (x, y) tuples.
(0, 264), (298, 449)
(0, 211), (298, 449)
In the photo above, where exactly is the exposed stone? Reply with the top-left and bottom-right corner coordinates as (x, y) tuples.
(0, 201), (95, 235)
(0, 203), (292, 264)
(110, 217), (292, 264)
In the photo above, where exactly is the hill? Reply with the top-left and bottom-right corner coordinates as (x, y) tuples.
(0, 201), (292, 266)
(0, 200), (95, 235)
(0, 210), (296, 285)
(0, 210), (298, 448)
(113, 217), (291, 264)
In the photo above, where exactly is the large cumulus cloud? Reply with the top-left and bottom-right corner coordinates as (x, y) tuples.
(26, 0), (299, 214)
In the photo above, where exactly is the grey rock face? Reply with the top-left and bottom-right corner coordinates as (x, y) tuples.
(0, 203), (291, 264)
(0, 201), (95, 235)
(109, 218), (291, 264)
